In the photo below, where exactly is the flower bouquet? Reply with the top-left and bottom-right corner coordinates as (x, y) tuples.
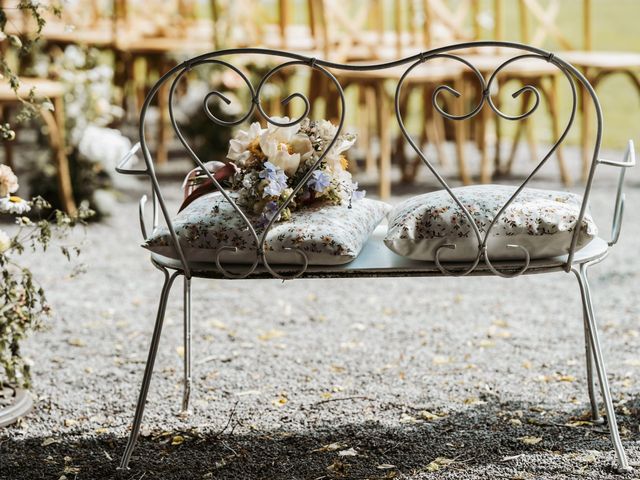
(181, 117), (365, 226)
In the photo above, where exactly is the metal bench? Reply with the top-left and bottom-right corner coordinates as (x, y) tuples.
(115, 41), (636, 472)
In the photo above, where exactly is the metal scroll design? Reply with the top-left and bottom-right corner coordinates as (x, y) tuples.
(134, 42), (602, 280)
(161, 55), (346, 280)
(395, 51), (577, 277)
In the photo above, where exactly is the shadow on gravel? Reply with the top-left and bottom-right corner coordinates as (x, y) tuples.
(2, 399), (637, 480)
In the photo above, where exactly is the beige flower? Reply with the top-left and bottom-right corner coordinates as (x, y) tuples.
(227, 122), (265, 167)
(259, 117), (312, 176)
(0, 229), (10, 253)
(0, 164), (19, 197)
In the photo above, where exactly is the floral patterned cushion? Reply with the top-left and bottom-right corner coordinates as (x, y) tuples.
(144, 193), (392, 265)
(384, 185), (598, 262)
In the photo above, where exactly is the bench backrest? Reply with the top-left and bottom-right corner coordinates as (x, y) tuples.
(133, 41), (604, 279)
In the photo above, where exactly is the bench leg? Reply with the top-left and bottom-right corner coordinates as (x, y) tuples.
(181, 276), (192, 415)
(573, 263), (631, 473)
(582, 304), (602, 424)
(118, 268), (180, 470)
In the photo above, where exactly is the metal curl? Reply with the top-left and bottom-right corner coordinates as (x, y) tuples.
(486, 85), (541, 120)
(483, 54), (549, 121)
(483, 245), (531, 278)
(426, 54), (487, 120)
(434, 244), (482, 277)
(261, 247), (310, 281)
(254, 60), (314, 127)
(432, 85), (484, 121)
(214, 246), (260, 280)
(203, 90), (254, 127)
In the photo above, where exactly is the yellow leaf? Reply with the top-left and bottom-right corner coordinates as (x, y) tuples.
(557, 375), (576, 382)
(259, 329), (285, 341)
(426, 457), (454, 472)
(313, 442), (346, 452)
(492, 319), (509, 328)
(273, 396), (288, 406)
(518, 436), (542, 445)
(400, 413), (417, 424)
(419, 410), (442, 421)
(171, 435), (185, 445)
(64, 419), (78, 427)
(432, 355), (451, 365)
(67, 338), (86, 347)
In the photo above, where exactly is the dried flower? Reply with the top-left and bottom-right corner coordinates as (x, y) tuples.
(0, 196), (31, 214)
(0, 164), (19, 197)
(0, 229), (10, 253)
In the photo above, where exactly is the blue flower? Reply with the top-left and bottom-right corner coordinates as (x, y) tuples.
(350, 182), (366, 202)
(307, 170), (332, 193)
(257, 200), (280, 227)
(260, 162), (288, 197)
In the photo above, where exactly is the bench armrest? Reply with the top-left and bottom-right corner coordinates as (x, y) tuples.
(598, 140), (636, 246)
(116, 142), (147, 175)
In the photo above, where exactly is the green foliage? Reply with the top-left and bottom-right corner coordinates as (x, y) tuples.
(0, 196), (93, 388)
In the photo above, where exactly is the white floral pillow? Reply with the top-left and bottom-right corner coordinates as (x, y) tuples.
(384, 185), (598, 262)
(144, 193), (392, 265)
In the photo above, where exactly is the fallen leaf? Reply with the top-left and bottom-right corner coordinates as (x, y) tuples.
(377, 464), (397, 470)
(426, 457), (454, 472)
(400, 413), (417, 423)
(432, 355), (452, 365)
(518, 436), (542, 445)
(67, 338), (86, 347)
(338, 447), (358, 457)
(64, 419), (78, 427)
(259, 329), (285, 341)
(41, 438), (58, 446)
(313, 442), (346, 453)
(272, 395), (288, 406)
(420, 410), (443, 421)
(171, 435), (185, 445)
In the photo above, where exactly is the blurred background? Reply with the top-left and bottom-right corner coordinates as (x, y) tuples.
(1, 0), (639, 214)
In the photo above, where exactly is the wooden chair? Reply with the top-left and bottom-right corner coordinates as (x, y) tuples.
(518, 0), (640, 179)
(0, 78), (77, 214)
(312, 0), (466, 197)
(427, 0), (571, 184)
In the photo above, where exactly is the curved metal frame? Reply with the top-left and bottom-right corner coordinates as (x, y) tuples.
(116, 41), (636, 472)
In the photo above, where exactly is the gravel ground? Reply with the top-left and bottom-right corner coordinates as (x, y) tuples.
(1, 145), (640, 480)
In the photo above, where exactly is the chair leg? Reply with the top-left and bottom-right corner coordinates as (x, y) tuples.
(181, 276), (192, 414)
(573, 263), (631, 472)
(582, 302), (602, 424)
(118, 269), (180, 470)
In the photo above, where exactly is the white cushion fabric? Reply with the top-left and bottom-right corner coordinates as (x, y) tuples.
(144, 193), (392, 265)
(384, 184), (598, 262)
